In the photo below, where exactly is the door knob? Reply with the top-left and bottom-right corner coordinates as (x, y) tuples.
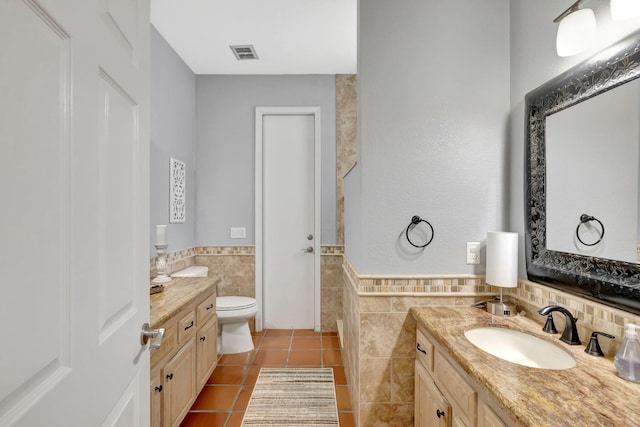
(302, 246), (314, 253)
(140, 323), (165, 350)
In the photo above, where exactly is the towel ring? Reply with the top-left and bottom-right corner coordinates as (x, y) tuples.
(576, 214), (604, 246)
(405, 215), (434, 248)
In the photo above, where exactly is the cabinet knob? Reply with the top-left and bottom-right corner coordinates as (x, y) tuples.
(166, 373), (174, 380)
(155, 385), (163, 393)
(200, 336), (206, 341)
(436, 409), (445, 418)
(206, 303), (214, 310)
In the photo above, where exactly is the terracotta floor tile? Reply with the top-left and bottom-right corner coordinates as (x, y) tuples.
(335, 385), (352, 411)
(218, 350), (255, 366)
(190, 385), (240, 410)
(322, 336), (341, 349)
(183, 328), (352, 425)
(265, 329), (293, 336)
(288, 349), (322, 365)
(226, 412), (245, 427)
(253, 349), (288, 365)
(322, 349), (343, 365)
(251, 330), (266, 336)
(233, 385), (254, 410)
(207, 365), (249, 385)
(251, 335), (263, 347)
(330, 366), (347, 385)
(259, 336), (292, 349)
(291, 337), (322, 349)
(338, 412), (356, 427)
(179, 411), (229, 427)
(293, 329), (321, 336)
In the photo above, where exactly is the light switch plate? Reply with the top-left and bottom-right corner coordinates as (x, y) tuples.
(230, 227), (246, 239)
(466, 242), (480, 264)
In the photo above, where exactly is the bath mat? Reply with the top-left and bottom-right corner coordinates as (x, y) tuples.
(241, 368), (339, 426)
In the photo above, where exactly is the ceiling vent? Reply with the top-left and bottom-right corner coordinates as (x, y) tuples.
(230, 45), (259, 60)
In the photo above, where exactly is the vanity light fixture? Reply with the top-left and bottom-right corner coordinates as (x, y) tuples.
(554, 0), (597, 57)
(485, 231), (519, 317)
(610, 0), (640, 20)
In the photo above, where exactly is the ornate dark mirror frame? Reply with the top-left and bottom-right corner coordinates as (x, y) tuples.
(525, 29), (640, 315)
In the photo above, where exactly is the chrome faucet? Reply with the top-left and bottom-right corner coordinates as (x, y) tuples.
(538, 305), (581, 345)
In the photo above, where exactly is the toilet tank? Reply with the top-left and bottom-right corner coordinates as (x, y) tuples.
(171, 266), (209, 277)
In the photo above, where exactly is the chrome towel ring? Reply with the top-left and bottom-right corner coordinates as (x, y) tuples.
(576, 214), (604, 246)
(405, 215), (434, 248)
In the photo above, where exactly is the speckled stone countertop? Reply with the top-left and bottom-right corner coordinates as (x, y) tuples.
(150, 277), (219, 328)
(410, 306), (640, 427)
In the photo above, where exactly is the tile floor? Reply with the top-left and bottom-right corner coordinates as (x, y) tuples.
(179, 329), (356, 427)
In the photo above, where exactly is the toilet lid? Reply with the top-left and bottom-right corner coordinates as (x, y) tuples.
(217, 296), (257, 311)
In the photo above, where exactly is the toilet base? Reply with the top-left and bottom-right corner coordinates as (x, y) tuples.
(218, 321), (254, 354)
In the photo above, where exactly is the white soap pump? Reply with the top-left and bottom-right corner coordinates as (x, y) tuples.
(614, 323), (640, 382)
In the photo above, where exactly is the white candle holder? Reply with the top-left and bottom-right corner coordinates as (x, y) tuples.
(152, 244), (172, 284)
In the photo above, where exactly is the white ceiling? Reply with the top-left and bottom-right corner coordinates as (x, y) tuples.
(150, 0), (357, 75)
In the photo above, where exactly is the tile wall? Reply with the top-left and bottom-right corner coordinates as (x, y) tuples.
(342, 255), (640, 426)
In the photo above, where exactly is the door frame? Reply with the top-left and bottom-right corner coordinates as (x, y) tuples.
(255, 106), (321, 332)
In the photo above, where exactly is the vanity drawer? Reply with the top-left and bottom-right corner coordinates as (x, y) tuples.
(197, 293), (216, 325)
(178, 311), (197, 344)
(416, 327), (434, 372)
(435, 351), (477, 423)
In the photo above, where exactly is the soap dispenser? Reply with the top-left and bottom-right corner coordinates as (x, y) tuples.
(614, 324), (640, 382)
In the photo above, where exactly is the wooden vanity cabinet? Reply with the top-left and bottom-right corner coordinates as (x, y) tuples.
(151, 287), (217, 427)
(415, 326), (512, 427)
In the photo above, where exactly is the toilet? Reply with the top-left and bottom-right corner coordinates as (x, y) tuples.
(171, 266), (258, 354)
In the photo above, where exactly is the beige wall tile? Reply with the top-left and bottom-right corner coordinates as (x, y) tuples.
(360, 313), (415, 358)
(360, 358), (391, 402)
(391, 357), (415, 403)
(359, 403), (414, 427)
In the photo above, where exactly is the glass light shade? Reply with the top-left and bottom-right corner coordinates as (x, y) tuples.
(486, 231), (518, 288)
(611, 0), (640, 20)
(556, 8), (597, 57)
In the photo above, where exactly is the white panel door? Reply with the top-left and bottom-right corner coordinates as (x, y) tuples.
(261, 112), (319, 330)
(0, 0), (150, 426)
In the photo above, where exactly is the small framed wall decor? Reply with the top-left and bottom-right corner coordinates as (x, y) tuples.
(170, 157), (185, 223)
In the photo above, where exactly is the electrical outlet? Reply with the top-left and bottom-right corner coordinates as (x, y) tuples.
(466, 242), (480, 264)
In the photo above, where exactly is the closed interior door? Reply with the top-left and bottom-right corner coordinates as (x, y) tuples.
(1, 1), (150, 425)
(262, 114), (316, 329)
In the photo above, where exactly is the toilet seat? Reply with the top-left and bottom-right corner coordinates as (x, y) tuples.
(217, 296), (256, 311)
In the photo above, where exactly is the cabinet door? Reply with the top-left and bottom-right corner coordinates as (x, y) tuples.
(163, 339), (196, 427)
(151, 373), (163, 427)
(478, 400), (508, 427)
(196, 316), (218, 390)
(452, 414), (470, 427)
(415, 361), (451, 427)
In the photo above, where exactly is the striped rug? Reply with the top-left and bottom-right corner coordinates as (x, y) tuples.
(241, 368), (339, 426)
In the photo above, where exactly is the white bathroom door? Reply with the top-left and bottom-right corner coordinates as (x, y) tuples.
(256, 108), (321, 331)
(1, 1), (150, 426)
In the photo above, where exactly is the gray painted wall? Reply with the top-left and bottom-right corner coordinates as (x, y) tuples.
(508, 0), (640, 276)
(195, 75), (336, 246)
(346, 0), (510, 274)
(150, 25), (197, 255)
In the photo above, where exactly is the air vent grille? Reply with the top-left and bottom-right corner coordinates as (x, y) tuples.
(230, 45), (259, 60)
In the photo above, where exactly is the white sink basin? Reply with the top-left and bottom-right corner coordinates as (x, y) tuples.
(464, 327), (576, 370)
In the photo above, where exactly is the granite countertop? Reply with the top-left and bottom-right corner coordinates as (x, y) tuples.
(150, 276), (219, 328)
(410, 306), (640, 427)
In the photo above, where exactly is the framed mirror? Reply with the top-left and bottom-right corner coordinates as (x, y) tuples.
(525, 29), (640, 315)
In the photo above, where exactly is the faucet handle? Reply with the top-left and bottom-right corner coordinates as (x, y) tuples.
(542, 314), (558, 334)
(584, 331), (615, 357)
